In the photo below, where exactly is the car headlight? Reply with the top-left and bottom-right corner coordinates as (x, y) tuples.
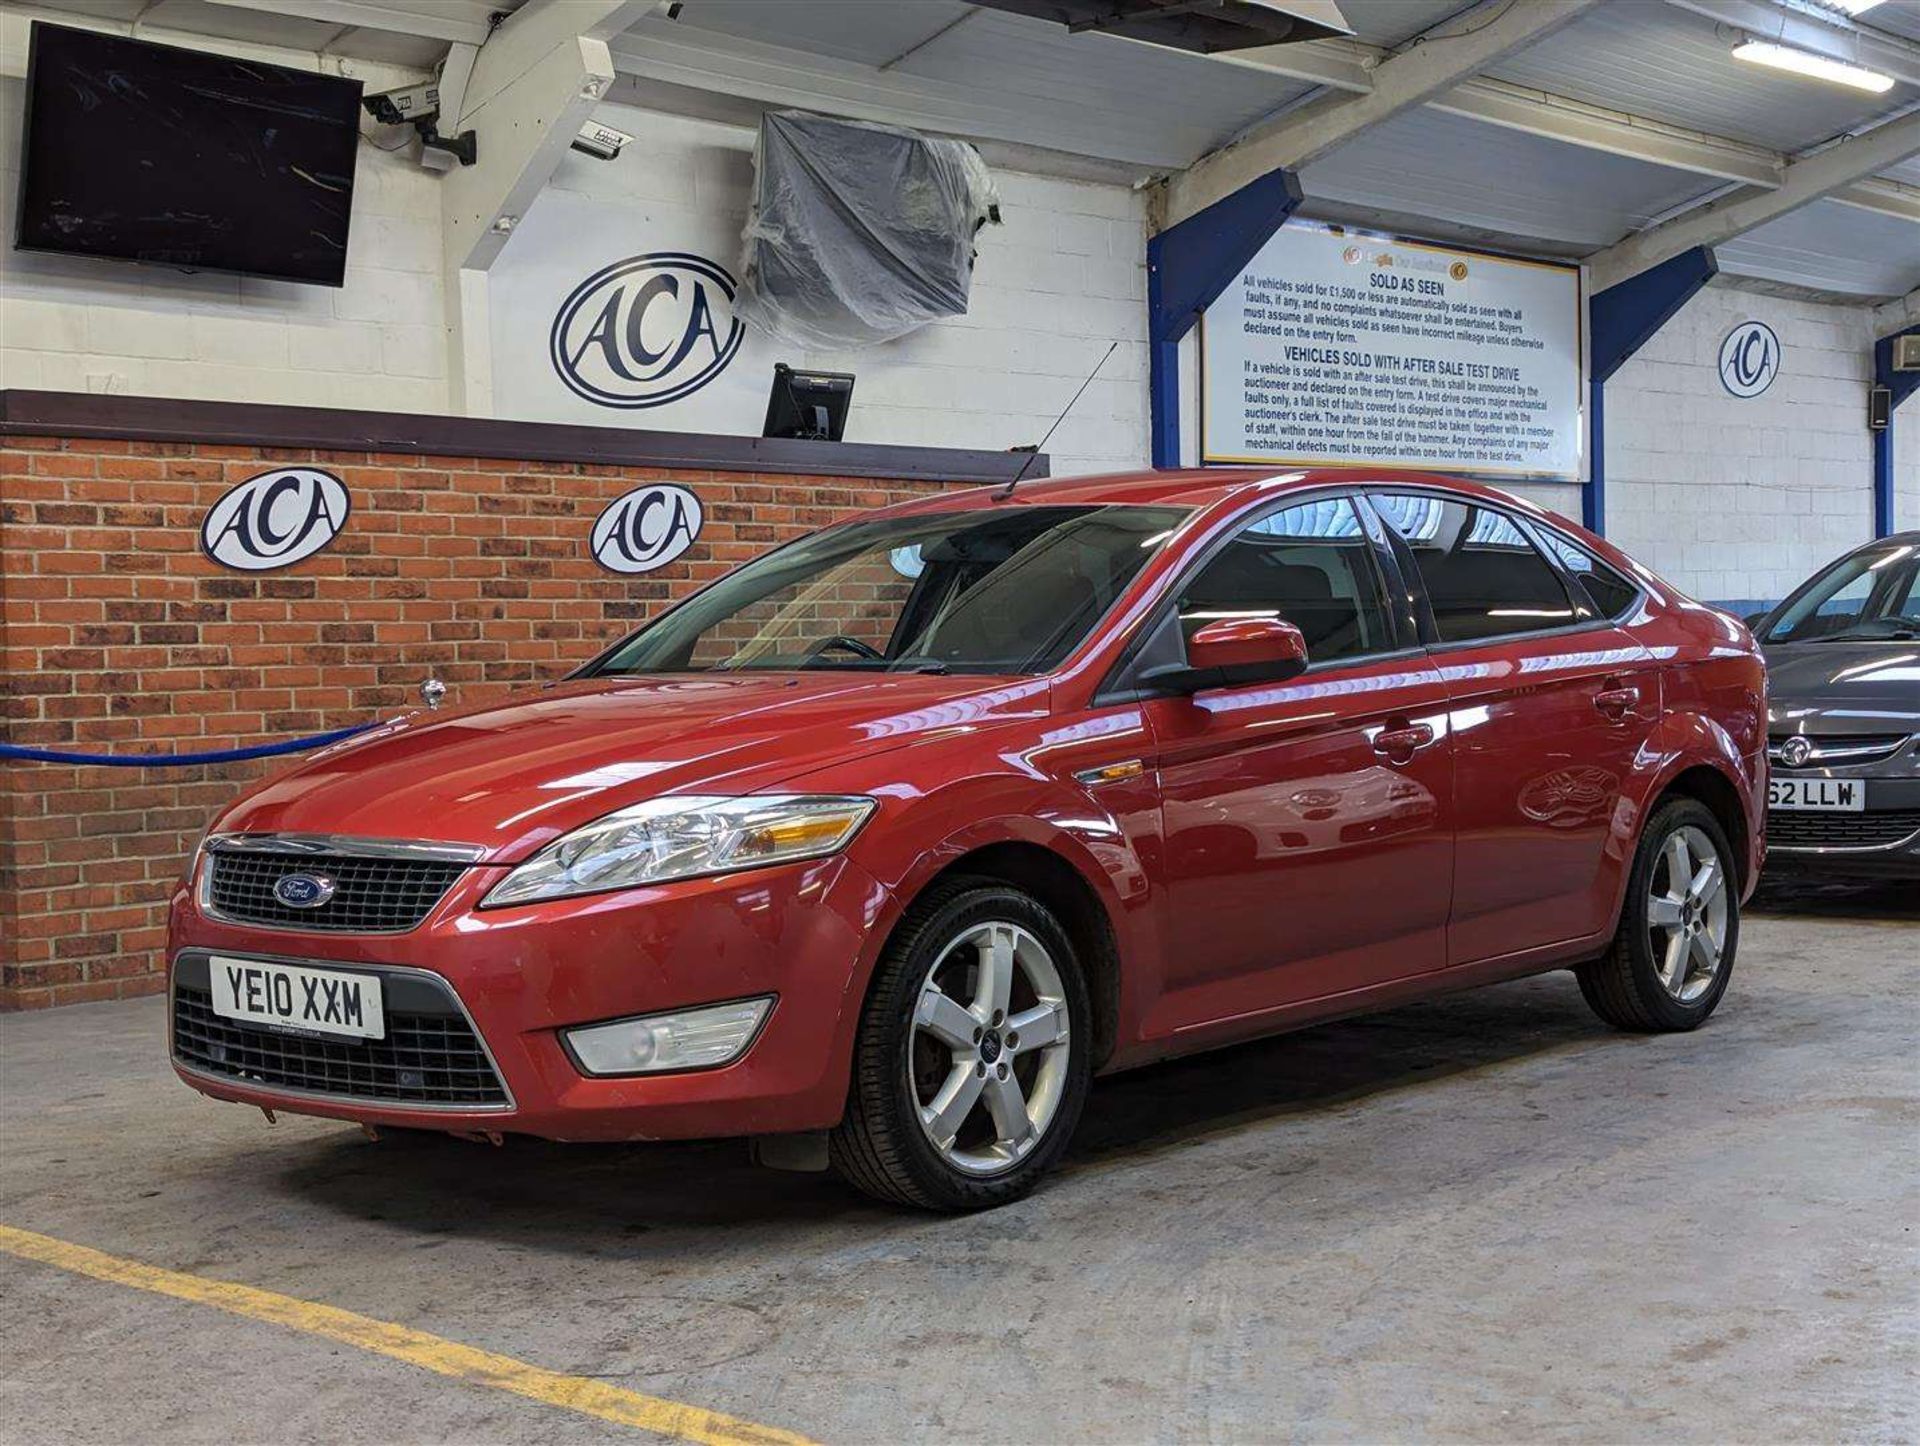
(480, 794), (875, 907)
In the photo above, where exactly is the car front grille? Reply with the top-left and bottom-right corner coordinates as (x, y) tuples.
(207, 850), (468, 933)
(1768, 808), (1920, 850)
(173, 982), (509, 1107)
(1767, 733), (1911, 768)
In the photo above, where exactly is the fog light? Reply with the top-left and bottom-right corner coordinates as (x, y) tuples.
(564, 997), (772, 1077)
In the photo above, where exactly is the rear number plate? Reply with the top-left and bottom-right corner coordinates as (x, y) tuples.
(209, 957), (386, 1040)
(1768, 778), (1863, 812)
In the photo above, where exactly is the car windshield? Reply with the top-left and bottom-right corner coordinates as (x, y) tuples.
(589, 504), (1190, 677)
(1764, 542), (1920, 643)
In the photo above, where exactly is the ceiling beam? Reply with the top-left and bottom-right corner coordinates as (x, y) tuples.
(1164, 0), (1605, 226)
(1431, 78), (1784, 189)
(454, 0), (654, 122)
(1197, 36), (1373, 93)
(440, 0), (659, 418)
(1873, 288), (1918, 332)
(1587, 109), (1920, 290)
(1832, 177), (1920, 225)
(203, 0), (495, 47)
(1661, 0), (1920, 91)
(610, 18), (1207, 169)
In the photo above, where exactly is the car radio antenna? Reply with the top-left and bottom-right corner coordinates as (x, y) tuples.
(998, 341), (1119, 499)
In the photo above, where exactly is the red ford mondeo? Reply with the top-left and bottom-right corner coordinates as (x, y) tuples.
(169, 469), (1765, 1209)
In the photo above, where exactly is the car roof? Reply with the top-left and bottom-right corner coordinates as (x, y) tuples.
(875, 466), (1563, 519)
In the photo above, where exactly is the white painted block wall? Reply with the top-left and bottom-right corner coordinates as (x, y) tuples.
(1901, 402), (1920, 535)
(495, 104), (1150, 478)
(0, 8), (445, 413)
(1603, 285), (1896, 609)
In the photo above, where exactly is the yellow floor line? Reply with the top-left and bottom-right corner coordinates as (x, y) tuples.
(0, 1224), (816, 1446)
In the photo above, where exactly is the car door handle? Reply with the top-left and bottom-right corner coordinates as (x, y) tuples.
(1371, 722), (1435, 760)
(1593, 685), (1640, 719)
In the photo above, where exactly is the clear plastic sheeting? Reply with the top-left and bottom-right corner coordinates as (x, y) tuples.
(736, 111), (1000, 350)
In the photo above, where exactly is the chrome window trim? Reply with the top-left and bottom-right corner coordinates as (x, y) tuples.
(205, 833), (487, 863)
(168, 949), (517, 1115)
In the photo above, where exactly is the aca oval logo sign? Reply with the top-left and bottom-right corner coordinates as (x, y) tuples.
(200, 468), (350, 572)
(1718, 321), (1780, 398)
(590, 483), (704, 574)
(550, 252), (745, 409)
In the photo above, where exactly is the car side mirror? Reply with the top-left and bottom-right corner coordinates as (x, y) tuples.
(1139, 617), (1310, 695)
(1742, 612), (1770, 631)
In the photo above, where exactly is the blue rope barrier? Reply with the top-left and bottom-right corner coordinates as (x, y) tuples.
(0, 722), (381, 768)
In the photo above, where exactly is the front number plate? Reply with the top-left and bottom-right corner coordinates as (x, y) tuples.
(209, 957), (386, 1040)
(1768, 778), (1863, 812)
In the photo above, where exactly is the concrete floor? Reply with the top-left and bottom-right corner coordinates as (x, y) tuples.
(3, 881), (1915, 1444)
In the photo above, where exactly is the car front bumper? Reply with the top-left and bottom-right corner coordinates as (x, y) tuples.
(1764, 736), (1920, 879)
(166, 854), (890, 1141)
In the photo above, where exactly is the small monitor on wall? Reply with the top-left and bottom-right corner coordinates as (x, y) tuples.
(763, 363), (855, 442)
(14, 22), (363, 287)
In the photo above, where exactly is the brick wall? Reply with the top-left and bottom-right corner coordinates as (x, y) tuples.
(0, 432), (969, 1009)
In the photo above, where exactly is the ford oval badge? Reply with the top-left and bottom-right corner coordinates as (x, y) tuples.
(273, 873), (338, 909)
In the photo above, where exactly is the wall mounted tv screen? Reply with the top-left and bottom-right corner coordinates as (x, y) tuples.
(15, 23), (363, 287)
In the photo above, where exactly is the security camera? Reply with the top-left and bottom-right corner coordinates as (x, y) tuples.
(362, 81), (439, 127)
(571, 121), (633, 162)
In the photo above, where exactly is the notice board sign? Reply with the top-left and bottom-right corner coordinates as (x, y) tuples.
(1201, 223), (1584, 481)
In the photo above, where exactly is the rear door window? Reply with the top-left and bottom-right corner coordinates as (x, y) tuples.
(1370, 493), (1580, 643)
(1534, 528), (1642, 620)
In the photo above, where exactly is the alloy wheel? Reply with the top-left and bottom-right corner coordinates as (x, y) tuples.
(1646, 824), (1729, 1003)
(908, 921), (1072, 1176)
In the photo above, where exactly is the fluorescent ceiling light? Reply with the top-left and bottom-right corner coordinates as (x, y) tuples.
(1732, 39), (1896, 92)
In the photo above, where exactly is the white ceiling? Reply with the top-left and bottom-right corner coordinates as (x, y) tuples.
(1865, 0), (1920, 43)
(1298, 106), (1723, 251)
(1488, 2), (1920, 155)
(634, 0), (1920, 300)
(8, 0), (1920, 301)
(1714, 195), (1920, 297)
(6, 0), (501, 66)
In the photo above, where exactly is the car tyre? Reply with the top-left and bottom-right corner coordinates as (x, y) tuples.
(1578, 797), (1739, 1032)
(830, 878), (1091, 1211)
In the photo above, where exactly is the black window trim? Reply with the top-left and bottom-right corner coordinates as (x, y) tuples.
(1358, 485), (1623, 653)
(1517, 515), (1647, 625)
(1095, 485), (1423, 706)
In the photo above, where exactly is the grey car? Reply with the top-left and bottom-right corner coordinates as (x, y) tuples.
(1753, 532), (1920, 879)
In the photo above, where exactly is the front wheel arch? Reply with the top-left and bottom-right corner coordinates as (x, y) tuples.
(1657, 763), (1754, 895)
(876, 840), (1122, 1073)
